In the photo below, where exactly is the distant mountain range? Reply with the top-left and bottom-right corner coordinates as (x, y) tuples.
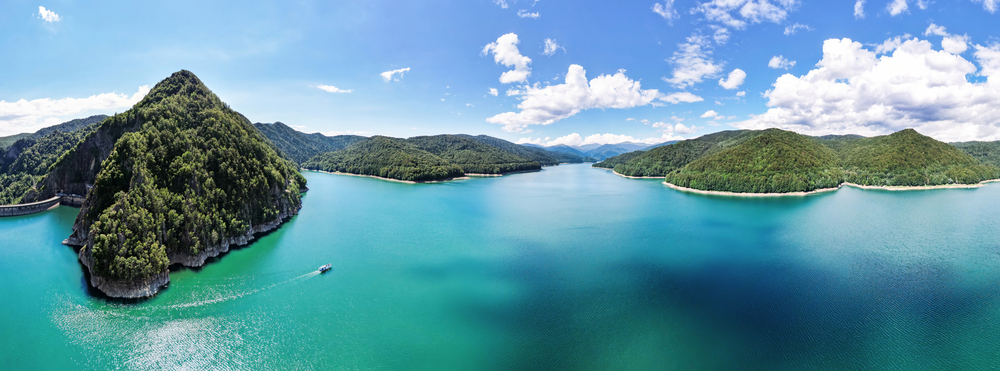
(524, 141), (677, 160)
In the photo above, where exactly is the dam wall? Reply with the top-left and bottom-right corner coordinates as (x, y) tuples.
(0, 194), (85, 217)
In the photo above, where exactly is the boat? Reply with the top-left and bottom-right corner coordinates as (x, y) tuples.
(319, 264), (332, 273)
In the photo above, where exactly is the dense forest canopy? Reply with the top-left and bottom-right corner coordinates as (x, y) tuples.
(301, 134), (590, 182)
(253, 122), (365, 164)
(302, 136), (465, 182)
(597, 128), (1000, 193)
(69, 70), (305, 284)
(0, 116), (107, 204)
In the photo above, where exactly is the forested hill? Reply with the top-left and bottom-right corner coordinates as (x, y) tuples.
(664, 129), (843, 193)
(41, 70), (305, 298)
(597, 128), (1000, 193)
(300, 133), (592, 181)
(302, 136), (465, 182)
(0, 115), (107, 150)
(253, 122), (365, 164)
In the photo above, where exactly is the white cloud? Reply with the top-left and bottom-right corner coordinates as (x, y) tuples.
(923, 24), (970, 54)
(732, 37), (1000, 142)
(0, 86), (149, 136)
(659, 92), (704, 104)
(701, 110), (721, 118)
(854, 0), (865, 19)
(692, 0), (800, 30)
(489, 88), (499, 96)
(665, 34), (723, 88)
(518, 132), (683, 146)
(494, 0), (512, 9)
(38, 6), (61, 23)
(768, 55), (796, 69)
(486, 65), (660, 132)
(517, 9), (540, 18)
(874, 36), (908, 54)
(719, 68), (747, 89)
(543, 38), (563, 56)
(652, 0), (680, 24)
(380, 67), (410, 82)
(711, 26), (731, 44)
(736, 91), (746, 96)
(317, 84), (352, 93)
(483, 33), (532, 84)
(673, 123), (697, 134)
(784, 23), (812, 35)
(887, 0), (908, 16)
(972, 0), (999, 13)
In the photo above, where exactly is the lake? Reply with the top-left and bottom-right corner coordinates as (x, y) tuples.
(2, 163), (1000, 370)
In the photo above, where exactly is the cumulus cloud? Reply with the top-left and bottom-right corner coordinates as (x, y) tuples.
(701, 110), (721, 118)
(692, 0), (800, 30)
(972, 0), (999, 13)
(38, 6), (60, 22)
(317, 85), (352, 93)
(711, 26), (731, 44)
(543, 38), (563, 56)
(652, 0), (680, 24)
(659, 92), (705, 104)
(489, 88), (499, 96)
(732, 37), (1000, 141)
(854, 0), (865, 19)
(517, 132), (683, 146)
(719, 69), (747, 89)
(380, 67), (410, 82)
(887, 0), (908, 16)
(0, 86), (149, 136)
(486, 65), (660, 132)
(736, 91), (746, 96)
(517, 9), (540, 18)
(784, 23), (812, 35)
(923, 23), (969, 54)
(768, 55), (796, 69)
(483, 33), (532, 84)
(665, 34), (723, 88)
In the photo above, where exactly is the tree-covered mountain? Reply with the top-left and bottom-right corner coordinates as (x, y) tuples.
(598, 128), (1000, 193)
(30, 70), (305, 298)
(664, 129), (843, 193)
(302, 136), (464, 182)
(594, 130), (752, 177)
(300, 133), (593, 182)
(253, 121), (365, 164)
(406, 135), (542, 174)
(0, 116), (108, 204)
(460, 135), (593, 165)
(831, 129), (998, 186)
(952, 141), (1000, 168)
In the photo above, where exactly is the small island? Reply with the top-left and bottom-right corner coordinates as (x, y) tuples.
(596, 128), (1000, 195)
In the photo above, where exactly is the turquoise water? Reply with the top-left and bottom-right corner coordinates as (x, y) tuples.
(3, 163), (1000, 370)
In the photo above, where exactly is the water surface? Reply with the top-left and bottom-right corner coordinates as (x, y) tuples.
(2, 164), (999, 370)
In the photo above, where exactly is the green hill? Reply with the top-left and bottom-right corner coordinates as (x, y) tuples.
(406, 135), (541, 174)
(37, 70), (305, 298)
(303, 136), (464, 182)
(832, 129), (998, 186)
(600, 128), (1000, 194)
(0, 116), (107, 204)
(664, 129), (843, 193)
(595, 130), (752, 177)
(458, 135), (593, 165)
(253, 122), (365, 164)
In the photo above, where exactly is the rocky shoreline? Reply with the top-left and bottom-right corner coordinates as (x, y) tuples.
(65, 206), (300, 299)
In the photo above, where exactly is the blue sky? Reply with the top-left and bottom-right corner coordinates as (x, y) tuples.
(1, 0), (999, 144)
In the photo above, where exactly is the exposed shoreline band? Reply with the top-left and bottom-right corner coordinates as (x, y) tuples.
(662, 179), (1000, 197)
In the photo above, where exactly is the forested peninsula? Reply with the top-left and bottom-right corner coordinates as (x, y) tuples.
(296, 133), (591, 182)
(5, 71), (306, 298)
(596, 128), (1000, 195)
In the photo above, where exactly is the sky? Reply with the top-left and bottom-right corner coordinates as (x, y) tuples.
(1, 0), (1000, 145)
